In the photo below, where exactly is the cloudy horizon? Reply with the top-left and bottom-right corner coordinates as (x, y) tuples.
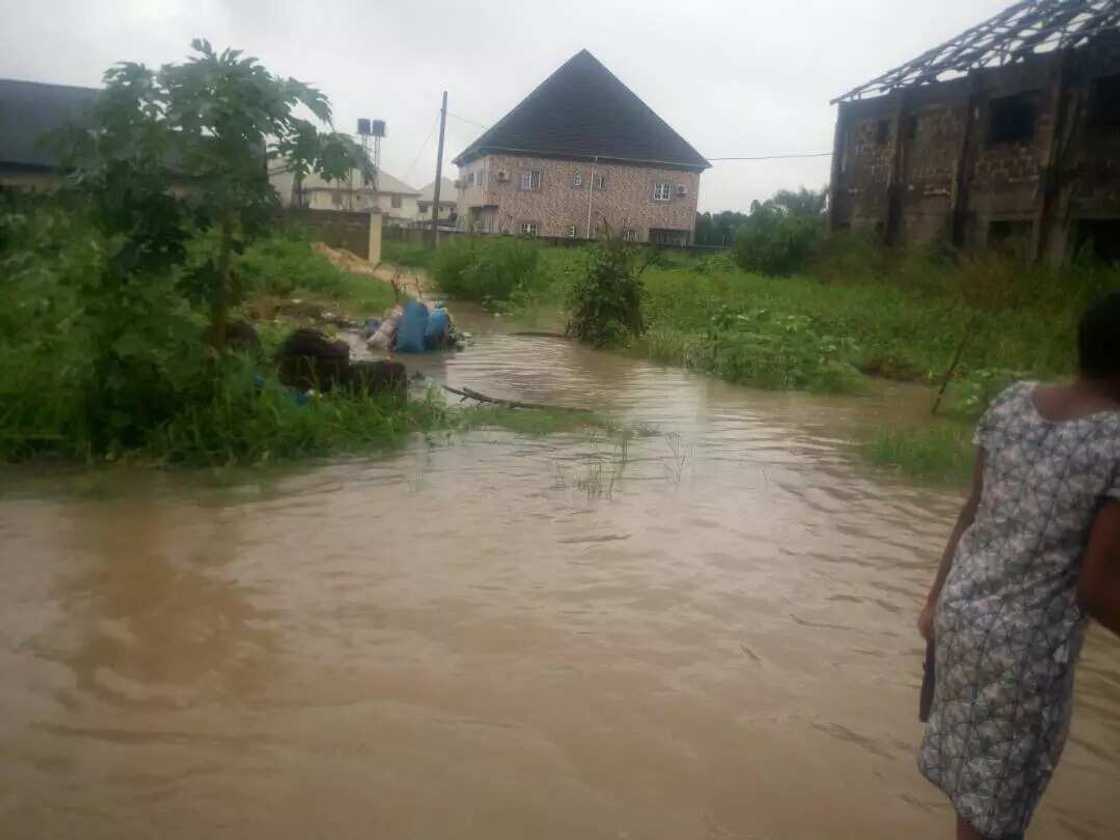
(0, 0), (1012, 211)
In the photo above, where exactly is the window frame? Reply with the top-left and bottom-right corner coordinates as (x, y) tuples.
(567, 224), (578, 238)
(390, 194), (402, 209)
(572, 173), (583, 188)
(593, 174), (607, 190)
(653, 182), (673, 202)
(520, 221), (539, 237)
(519, 170), (542, 192)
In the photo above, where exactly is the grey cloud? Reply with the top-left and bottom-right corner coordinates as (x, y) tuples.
(1, 0), (1010, 209)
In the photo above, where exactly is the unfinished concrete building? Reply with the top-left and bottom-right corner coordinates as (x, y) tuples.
(829, 0), (1120, 263)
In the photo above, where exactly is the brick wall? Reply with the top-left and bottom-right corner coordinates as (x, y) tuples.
(280, 208), (374, 260)
(455, 154), (701, 242)
(830, 44), (1120, 261)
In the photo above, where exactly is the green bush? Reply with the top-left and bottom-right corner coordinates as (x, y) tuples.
(733, 208), (823, 276)
(565, 238), (645, 347)
(149, 357), (448, 465)
(382, 239), (434, 269)
(432, 236), (540, 303)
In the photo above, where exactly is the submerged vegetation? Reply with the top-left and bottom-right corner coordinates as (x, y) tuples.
(386, 210), (1118, 484)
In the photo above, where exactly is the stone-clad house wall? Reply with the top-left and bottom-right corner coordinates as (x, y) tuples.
(456, 154), (700, 242)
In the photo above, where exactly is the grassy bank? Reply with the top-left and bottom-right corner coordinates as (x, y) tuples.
(240, 235), (397, 317)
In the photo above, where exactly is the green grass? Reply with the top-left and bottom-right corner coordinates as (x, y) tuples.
(862, 423), (976, 485)
(239, 235), (396, 315)
(148, 365), (448, 465)
(453, 405), (610, 436)
(382, 238), (434, 270)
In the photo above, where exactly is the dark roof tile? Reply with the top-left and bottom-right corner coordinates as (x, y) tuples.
(0, 78), (99, 169)
(453, 50), (709, 171)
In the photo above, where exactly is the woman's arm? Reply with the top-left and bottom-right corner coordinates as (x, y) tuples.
(918, 448), (986, 640)
(1079, 501), (1120, 637)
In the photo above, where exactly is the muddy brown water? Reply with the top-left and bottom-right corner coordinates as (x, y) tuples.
(2, 309), (1117, 839)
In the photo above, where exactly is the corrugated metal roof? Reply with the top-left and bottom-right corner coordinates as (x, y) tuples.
(834, 0), (1120, 103)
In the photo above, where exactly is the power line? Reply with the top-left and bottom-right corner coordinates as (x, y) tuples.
(447, 111), (489, 131)
(403, 112), (441, 183)
(707, 152), (833, 161)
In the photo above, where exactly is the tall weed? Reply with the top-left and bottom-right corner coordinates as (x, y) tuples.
(432, 236), (540, 303)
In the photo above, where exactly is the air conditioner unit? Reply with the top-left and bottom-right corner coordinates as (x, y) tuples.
(676, 184), (688, 197)
(496, 170), (510, 182)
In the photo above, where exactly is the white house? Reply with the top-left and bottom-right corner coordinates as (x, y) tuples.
(417, 178), (457, 223)
(270, 167), (422, 226)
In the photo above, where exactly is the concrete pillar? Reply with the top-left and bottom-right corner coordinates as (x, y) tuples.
(368, 211), (382, 266)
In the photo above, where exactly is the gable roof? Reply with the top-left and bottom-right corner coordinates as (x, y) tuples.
(452, 50), (709, 171)
(289, 166), (420, 195)
(833, 0), (1120, 103)
(373, 170), (421, 195)
(419, 177), (455, 204)
(0, 78), (99, 168)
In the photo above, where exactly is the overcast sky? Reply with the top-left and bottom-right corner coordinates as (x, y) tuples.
(0, 0), (1012, 211)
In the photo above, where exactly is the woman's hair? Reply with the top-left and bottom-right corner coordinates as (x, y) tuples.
(1079, 290), (1120, 379)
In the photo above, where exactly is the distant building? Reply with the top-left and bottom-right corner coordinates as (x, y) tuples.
(452, 49), (709, 245)
(0, 78), (97, 191)
(417, 177), (456, 223)
(829, 0), (1120, 263)
(270, 167), (422, 226)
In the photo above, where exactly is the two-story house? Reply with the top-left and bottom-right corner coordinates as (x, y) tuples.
(417, 177), (457, 224)
(270, 167), (422, 226)
(452, 50), (709, 245)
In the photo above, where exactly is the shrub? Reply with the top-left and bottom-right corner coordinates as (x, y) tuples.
(565, 238), (645, 347)
(238, 236), (348, 295)
(382, 239), (434, 269)
(432, 236), (540, 303)
(733, 208), (823, 276)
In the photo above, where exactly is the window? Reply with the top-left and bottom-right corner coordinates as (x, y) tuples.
(391, 194), (402, 209)
(594, 174), (606, 190)
(572, 173), (583, 188)
(988, 93), (1037, 146)
(653, 182), (673, 202)
(622, 228), (638, 241)
(519, 170), (542, 191)
(875, 119), (890, 145)
(567, 224), (578, 238)
(1092, 74), (1120, 130)
(520, 221), (539, 237)
(649, 228), (688, 247)
(477, 167), (486, 187)
(467, 172), (475, 185)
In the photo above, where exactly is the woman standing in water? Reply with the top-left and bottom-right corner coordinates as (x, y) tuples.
(917, 291), (1120, 840)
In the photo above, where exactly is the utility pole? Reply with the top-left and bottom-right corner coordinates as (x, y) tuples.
(431, 90), (448, 248)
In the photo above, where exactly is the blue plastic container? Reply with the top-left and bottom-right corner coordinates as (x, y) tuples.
(395, 301), (429, 353)
(424, 308), (451, 349)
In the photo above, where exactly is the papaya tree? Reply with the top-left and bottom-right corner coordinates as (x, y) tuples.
(65, 39), (371, 348)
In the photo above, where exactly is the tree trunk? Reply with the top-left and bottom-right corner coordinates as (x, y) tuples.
(211, 215), (233, 351)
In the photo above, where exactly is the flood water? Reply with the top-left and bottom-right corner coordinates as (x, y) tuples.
(2, 312), (1118, 839)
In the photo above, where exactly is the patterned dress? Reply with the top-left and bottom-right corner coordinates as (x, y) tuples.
(918, 382), (1120, 837)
